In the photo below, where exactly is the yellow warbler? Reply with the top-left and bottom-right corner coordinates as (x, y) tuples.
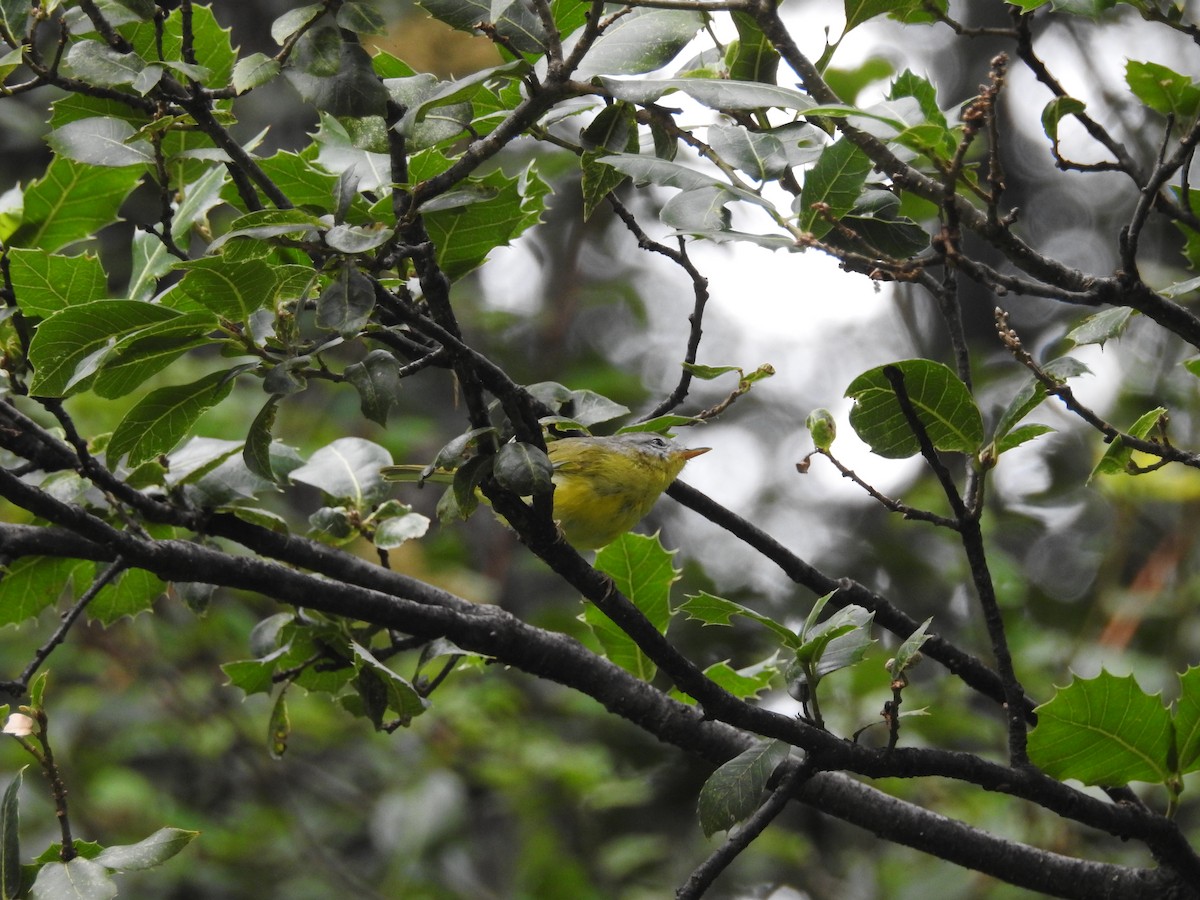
(545, 433), (710, 548)
(383, 433), (709, 549)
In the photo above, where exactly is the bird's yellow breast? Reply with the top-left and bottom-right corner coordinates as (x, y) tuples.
(546, 438), (688, 549)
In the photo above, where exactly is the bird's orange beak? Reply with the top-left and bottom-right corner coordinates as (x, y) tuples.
(681, 447), (711, 460)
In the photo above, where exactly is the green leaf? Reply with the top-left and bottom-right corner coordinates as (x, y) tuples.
(574, 8), (703, 77)
(0, 557), (77, 626)
(697, 740), (790, 837)
(27, 300), (183, 397)
(1041, 96), (1087, 143)
(286, 26), (389, 117)
(991, 357), (1089, 444)
(994, 423), (1055, 456)
(825, 189), (929, 257)
(493, 442), (554, 495)
(373, 512), (431, 549)
(600, 76), (815, 113)
(1, 768), (23, 900)
(1066, 307), (1133, 347)
(6, 249), (107, 317)
(289, 437), (392, 507)
(92, 311), (219, 400)
(845, 359), (984, 458)
(46, 117), (153, 168)
(798, 139), (872, 239)
(87, 567), (167, 625)
(423, 165), (549, 279)
(709, 125), (789, 181)
(344, 350), (402, 426)
(726, 12), (779, 84)
(232, 53), (281, 94)
(65, 40), (147, 87)
(586, 534), (680, 681)
(125, 3), (236, 87)
(1028, 670), (1174, 786)
(1175, 665), (1200, 774)
(93, 828), (198, 872)
(106, 368), (243, 467)
(889, 617), (932, 677)
(806, 408), (837, 451)
(222, 650), (287, 697)
(29, 858), (117, 900)
(679, 591), (801, 649)
(1125, 60), (1200, 122)
(271, 4), (325, 44)
(350, 643), (430, 727)
(315, 264), (375, 335)
(1089, 407), (1168, 481)
(826, 57), (894, 106)
(175, 256), (282, 323)
(793, 605), (873, 680)
(680, 659), (777, 702)
(12, 158), (143, 252)
(337, 0), (388, 35)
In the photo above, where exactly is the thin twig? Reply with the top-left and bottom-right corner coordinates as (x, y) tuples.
(676, 758), (811, 899)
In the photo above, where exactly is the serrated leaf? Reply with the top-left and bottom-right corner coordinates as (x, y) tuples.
(585, 534), (679, 680)
(697, 740), (789, 837)
(845, 359), (984, 458)
(1175, 666), (1200, 773)
(106, 368), (243, 467)
(1028, 671), (1174, 786)
(93, 828), (198, 872)
(1126, 60), (1200, 122)
(1066, 307), (1133, 347)
(1089, 407), (1168, 481)
(88, 566), (167, 625)
(6, 249), (108, 318)
(12, 158), (143, 252)
(423, 165), (548, 279)
(0, 557), (77, 626)
(679, 591), (800, 649)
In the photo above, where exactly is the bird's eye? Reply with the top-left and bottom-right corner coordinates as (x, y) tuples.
(648, 437), (669, 449)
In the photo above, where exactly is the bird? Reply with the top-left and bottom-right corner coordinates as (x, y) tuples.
(383, 432), (709, 549)
(544, 433), (710, 548)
